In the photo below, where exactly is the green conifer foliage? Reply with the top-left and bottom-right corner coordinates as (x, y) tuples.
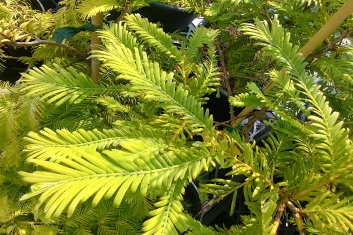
(1, 0), (353, 234)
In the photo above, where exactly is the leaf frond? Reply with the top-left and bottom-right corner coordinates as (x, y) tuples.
(99, 22), (142, 52)
(23, 127), (160, 160)
(20, 129), (214, 218)
(95, 25), (214, 134)
(20, 64), (122, 106)
(76, 0), (122, 20)
(142, 180), (188, 235)
(124, 14), (181, 59)
(241, 15), (352, 173)
(303, 191), (353, 233)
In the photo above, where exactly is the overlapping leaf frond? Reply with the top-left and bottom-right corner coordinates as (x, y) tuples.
(40, 101), (105, 131)
(188, 61), (220, 101)
(235, 18), (353, 233)
(20, 64), (123, 106)
(96, 95), (137, 116)
(204, 0), (247, 22)
(95, 23), (214, 134)
(270, 0), (322, 8)
(186, 27), (218, 63)
(143, 179), (217, 235)
(20, 130), (214, 219)
(0, 84), (21, 150)
(151, 113), (194, 140)
(176, 0), (207, 14)
(202, 177), (278, 234)
(244, 191), (279, 235)
(59, 198), (146, 235)
(198, 132), (280, 231)
(3, 0), (353, 234)
(23, 127), (160, 160)
(227, 139), (274, 191)
(241, 16), (352, 173)
(124, 14), (181, 59)
(303, 191), (353, 233)
(0, 0), (53, 43)
(76, 0), (122, 20)
(314, 56), (353, 85)
(229, 92), (262, 107)
(100, 22), (142, 52)
(184, 27), (220, 99)
(142, 180), (188, 235)
(241, 16), (306, 78)
(0, 83), (44, 168)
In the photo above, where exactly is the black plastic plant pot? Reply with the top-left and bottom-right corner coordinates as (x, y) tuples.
(136, 2), (196, 33)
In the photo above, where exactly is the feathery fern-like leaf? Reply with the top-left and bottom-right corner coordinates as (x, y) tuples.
(20, 64), (122, 106)
(241, 15), (351, 173)
(124, 14), (181, 59)
(20, 128), (215, 218)
(303, 191), (353, 233)
(100, 22), (142, 52)
(186, 27), (218, 63)
(229, 92), (261, 107)
(95, 24), (214, 134)
(23, 127), (161, 160)
(76, 0), (122, 20)
(188, 61), (220, 101)
(142, 180), (188, 235)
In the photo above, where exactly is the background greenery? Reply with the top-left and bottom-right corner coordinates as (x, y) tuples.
(1, 0), (353, 234)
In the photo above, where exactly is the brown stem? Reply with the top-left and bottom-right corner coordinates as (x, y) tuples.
(231, 0), (353, 128)
(90, 13), (104, 84)
(0, 32), (12, 40)
(1, 39), (86, 57)
(292, 177), (334, 200)
(117, 0), (130, 21)
(307, 29), (352, 63)
(270, 203), (286, 235)
(213, 120), (233, 128)
(0, 55), (25, 60)
(284, 199), (305, 235)
(216, 41), (235, 120)
(294, 213), (305, 235)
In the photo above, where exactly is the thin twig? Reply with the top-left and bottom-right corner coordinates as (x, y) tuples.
(284, 199), (305, 235)
(307, 30), (352, 63)
(270, 203), (286, 235)
(117, 0), (130, 21)
(0, 31), (13, 40)
(292, 177), (335, 200)
(1, 39), (86, 58)
(90, 13), (104, 83)
(213, 120), (233, 128)
(216, 41), (235, 120)
(0, 55), (27, 60)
